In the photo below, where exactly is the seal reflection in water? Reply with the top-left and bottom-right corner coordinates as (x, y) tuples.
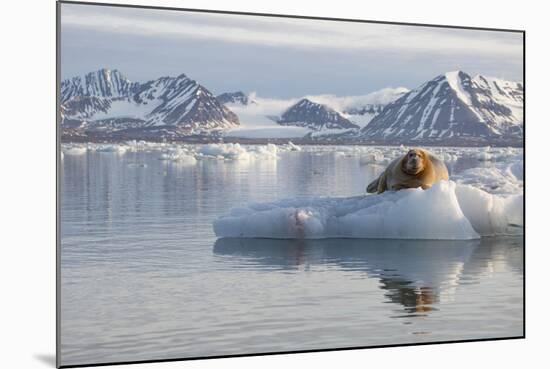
(367, 148), (449, 194)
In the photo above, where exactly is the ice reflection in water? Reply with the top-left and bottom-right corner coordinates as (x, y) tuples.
(214, 237), (522, 320)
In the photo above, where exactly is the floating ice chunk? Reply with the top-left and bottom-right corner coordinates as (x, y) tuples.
(453, 160), (523, 195)
(441, 152), (458, 162)
(286, 141), (302, 151)
(359, 152), (387, 165)
(252, 143), (278, 159)
(476, 152), (493, 161)
(125, 140), (153, 152)
(455, 184), (523, 236)
(198, 143), (251, 160)
(197, 143), (277, 160)
(159, 148), (197, 165)
(63, 147), (87, 155)
(214, 181), (480, 240)
(467, 147), (522, 162)
(96, 144), (128, 153)
(171, 152), (197, 165)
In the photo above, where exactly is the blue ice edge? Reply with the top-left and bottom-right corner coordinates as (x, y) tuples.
(213, 181), (523, 240)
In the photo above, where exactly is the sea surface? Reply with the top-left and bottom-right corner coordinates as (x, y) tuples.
(60, 146), (524, 366)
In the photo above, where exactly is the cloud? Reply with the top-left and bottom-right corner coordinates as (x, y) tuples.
(61, 3), (522, 57)
(225, 87), (410, 121)
(305, 88), (410, 112)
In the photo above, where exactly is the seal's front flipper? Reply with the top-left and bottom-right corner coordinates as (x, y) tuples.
(367, 177), (380, 193)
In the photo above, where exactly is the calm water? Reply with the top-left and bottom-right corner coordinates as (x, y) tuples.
(60, 148), (524, 366)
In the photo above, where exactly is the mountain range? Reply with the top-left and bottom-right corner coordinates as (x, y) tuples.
(60, 69), (239, 140)
(60, 68), (523, 146)
(357, 71), (523, 145)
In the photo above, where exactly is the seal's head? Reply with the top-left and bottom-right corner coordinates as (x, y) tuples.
(402, 149), (426, 175)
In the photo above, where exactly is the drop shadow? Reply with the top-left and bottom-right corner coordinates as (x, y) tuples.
(33, 353), (56, 367)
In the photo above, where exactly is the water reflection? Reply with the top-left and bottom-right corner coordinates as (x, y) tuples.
(214, 237), (522, 316)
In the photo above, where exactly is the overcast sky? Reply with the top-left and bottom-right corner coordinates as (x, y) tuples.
(60, 3), (523, 98)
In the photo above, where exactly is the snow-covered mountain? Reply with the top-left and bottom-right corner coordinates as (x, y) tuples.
(61, 69), (139, 103)
(358, 71), (523, 145)
(217, 91), (255, 105)
(60, 69), (523, 145)
(303, 88), (409, 128)
(60, 68), (239, 139)
(277, 98), (359, 131)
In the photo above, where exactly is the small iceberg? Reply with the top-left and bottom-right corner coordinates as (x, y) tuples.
(286, 141), (302, 151)
(359, 152), (387, 165)
(95, 144), (129, 153)
(159, 148), (197, 165)
(62, 146), (87, 155)
(197, 143), (278, 161)
(213, 181), (523, 240)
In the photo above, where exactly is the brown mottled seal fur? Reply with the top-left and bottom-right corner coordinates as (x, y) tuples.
(366, 148), (449, 194)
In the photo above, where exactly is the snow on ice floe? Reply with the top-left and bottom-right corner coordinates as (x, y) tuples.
(453, 161), (523, 195)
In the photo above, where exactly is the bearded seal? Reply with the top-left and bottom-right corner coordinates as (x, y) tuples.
(366, 148), (449, 194)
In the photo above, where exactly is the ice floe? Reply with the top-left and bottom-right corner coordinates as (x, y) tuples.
(455, 184), (523, 236)
(453, 161), (523, 195)
(359, 151), (389, 165)
(213, 181), (505, 240)
(62, 146), (87, 155)
(196, 143), (278, 161)
(286, 141), (302, 151)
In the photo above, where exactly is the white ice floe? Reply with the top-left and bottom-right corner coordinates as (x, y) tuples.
(214, 181), (492, 240)
(95, 144), (129, 154)
(455, 184), (523, 236)
(453, 160), (523, 195)
(63, 146), (87, 155)
(196, 143), (278, 161)
(359, 151), (388, 165)
(173, 154), (197, 165)
(467, 146), (522, 162)
(159, 148), (198, 165)
(286, 141), (302, 151)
